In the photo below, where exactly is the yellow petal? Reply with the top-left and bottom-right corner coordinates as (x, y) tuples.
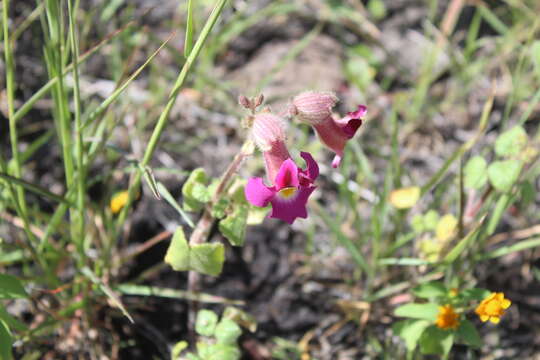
(502, 299), (511, 309)
(389, 187), (420, 209)
(489, 316), (500, 324)
(480, 315), (489, 322)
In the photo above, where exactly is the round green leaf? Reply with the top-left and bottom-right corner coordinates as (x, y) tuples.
(215, 318), (242, 344)
(487, 160), (522, 192)
(464, 156), (488, 189)
(195, 310), (218, 337)
(182, 168), (210, 212)
(494, 126), (528, 157)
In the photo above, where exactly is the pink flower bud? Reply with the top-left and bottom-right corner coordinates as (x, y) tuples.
(291, 91), (338, 124)
(251, 113), (287, 152)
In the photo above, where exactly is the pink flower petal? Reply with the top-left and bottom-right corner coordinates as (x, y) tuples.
(245, 177), (275, 207)
(269, 186), (316, 224)
(337, 105), (366, 139)
(331, 154), (342, 168)
(299, 151), (319, 183)
(274, 159), (299, 190)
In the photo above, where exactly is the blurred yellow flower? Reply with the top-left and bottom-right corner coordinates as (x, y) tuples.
(449, 288), (459, 297)
(475, 292), (511, 324)
(110, 191), (129, 214)
(436, 304), (460, 330)
(436, 214), (457, 242)
(389, 186), (420, 209)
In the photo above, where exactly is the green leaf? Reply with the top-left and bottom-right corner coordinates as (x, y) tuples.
(459, 288), (490, 302)
(394, 303), (439, 321)
(532, 41), (540, 78)
(247, 206), (269, 225)
(494, 126), (528, 157)
(423, 210), (439, 231)
(215, 318), (242, 344)
(419, 325), (454, 356)
(487, 160), (522, 192)
(164, 227), (190, 272)
(464, 156), (488, 189)
(219, 205), (248, 247)
(212, 198), (229, 219)
(157, 182), (195, 228)
(184, 0), (195, 57)
(393, 319), (430, 351)
(457, 320), (482, 348)
(200, 344), (241, 360)
(412, 281), (447, 299)
(190, 243), (225, 277)
(0, 274), (27, 299)
(0, 320), (12, 360)
(195, 309), (218, 337)
(411, 214), (425, 234)
(367, 0), (387, 20)
(182, 168), (211, 212)
(0, 305), (27, 332)
(171, 340), (188, 359)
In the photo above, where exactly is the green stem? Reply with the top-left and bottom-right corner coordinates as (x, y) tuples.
(3, 0), (27, 217)
(68, 0), (85, 257)
(115, 0), (229, 229)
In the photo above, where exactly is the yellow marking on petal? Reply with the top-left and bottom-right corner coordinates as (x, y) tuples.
(278, 187), (297, 199)
(502, 299), (511, 309)
(480, 315), (489, 322)
(489, 316), (500, 324)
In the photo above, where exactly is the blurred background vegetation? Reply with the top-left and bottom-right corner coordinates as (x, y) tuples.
(1, 0), (540, 358)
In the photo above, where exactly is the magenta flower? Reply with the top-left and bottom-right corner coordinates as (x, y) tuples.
(313, 105), (366, 168)
(291, 91), (366, 168)
(245, 152), (319, 224)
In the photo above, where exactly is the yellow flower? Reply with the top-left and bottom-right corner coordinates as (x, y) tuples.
(436, 304), (460, 330)
(110, 191), (129, 214)
(475, 292), (511, 324)
(389, 186), (420, 209)
(449, 288), (459, 297)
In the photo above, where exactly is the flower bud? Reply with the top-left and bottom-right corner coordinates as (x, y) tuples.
(291, 91), (338, 124)
(251, 113), (286, 152)
(238, 95), (251, 109)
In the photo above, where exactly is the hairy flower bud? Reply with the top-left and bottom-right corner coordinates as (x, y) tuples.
(291, 91), (338, 124)
(251, 113), (287, 152)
